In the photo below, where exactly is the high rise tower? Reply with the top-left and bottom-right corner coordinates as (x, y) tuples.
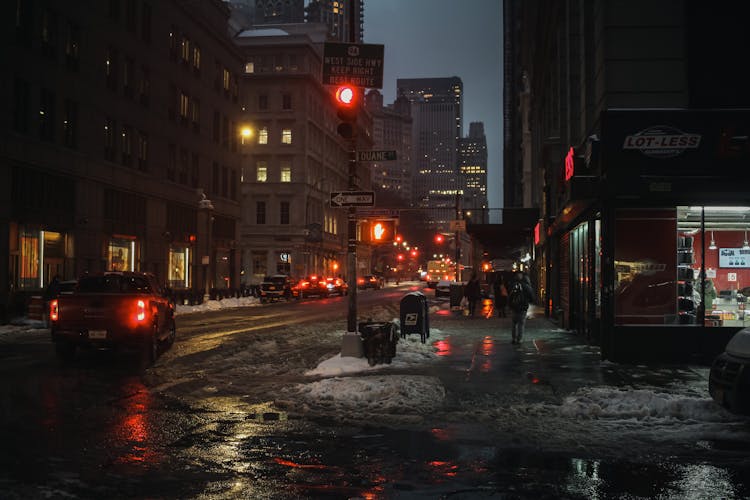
(305, 0), (364, 42)
(397, 77), (463, 232)
(459, 122), (488, 224)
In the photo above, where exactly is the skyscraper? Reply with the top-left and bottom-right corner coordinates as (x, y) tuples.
(459, 122), (488, 224)
(397, 77), (463, 232)
(305, 0), (364, 42)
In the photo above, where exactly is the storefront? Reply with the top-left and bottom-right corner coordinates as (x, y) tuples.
(547, 109), (750, 363)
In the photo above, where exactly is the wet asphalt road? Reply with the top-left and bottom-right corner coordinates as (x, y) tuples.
(1, 285), (749, 499)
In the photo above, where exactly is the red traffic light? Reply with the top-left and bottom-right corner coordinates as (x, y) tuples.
(335, 86), (355, 106)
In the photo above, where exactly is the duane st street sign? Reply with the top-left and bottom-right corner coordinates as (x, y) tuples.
(357, 150), (397, 162)
(323, 42), (384, 89)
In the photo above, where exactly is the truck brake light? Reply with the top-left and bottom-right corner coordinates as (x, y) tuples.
(50, 299), (59, 322)
(136, 299), (146, 322)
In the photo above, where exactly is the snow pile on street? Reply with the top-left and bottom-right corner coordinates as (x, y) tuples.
(558, 386), (739, 423)
(294, 375), (445, 416)
(305, 325), (445, 376)
(174, 296), (260, 315)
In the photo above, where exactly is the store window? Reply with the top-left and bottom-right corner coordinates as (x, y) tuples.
(252, 250), (267, 282)
(18, 228), (40, 289)
(108, 237), (137, 271)
(168, 246), (190, 289)
(13, 227), (69, 290)
(615, 206), (750, 328)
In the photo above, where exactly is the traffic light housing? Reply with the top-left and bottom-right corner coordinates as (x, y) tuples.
(334, 85), (357, 139)
(369, 220), (396, 243)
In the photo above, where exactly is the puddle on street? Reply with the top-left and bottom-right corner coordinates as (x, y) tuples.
(199, 427), (750, 499)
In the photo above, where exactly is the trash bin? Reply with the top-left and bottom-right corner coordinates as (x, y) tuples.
(358, 321), (398, 366)
(449, 283), (464, 311)
(709, 327), (750, 415)
(399, 291), (430, 343)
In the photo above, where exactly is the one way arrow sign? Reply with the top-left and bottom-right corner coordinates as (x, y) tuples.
(330, 191), (375, 207)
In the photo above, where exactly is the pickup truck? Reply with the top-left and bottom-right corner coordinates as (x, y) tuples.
(49, 272), (176, 365)
(258, 275), (296, 303)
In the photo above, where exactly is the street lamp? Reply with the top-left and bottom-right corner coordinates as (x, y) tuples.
(198, 190), (214, 302)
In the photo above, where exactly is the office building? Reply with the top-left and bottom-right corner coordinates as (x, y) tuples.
(459, 122), (488, 224)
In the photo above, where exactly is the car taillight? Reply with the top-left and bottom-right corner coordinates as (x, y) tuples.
(136, 299), (146, 322)
(50, 299), (59, 322)
(357, 278), (364, 285)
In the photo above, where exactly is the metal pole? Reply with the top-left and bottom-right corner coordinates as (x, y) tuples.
(455, 193), (461, 282)
(347, 146), (358, 333)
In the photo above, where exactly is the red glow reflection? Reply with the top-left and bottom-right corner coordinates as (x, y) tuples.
(430, 428), (452, 440)
(434, 339), (453, 356)
(274, 457), (327, 470)
(436, 309), (451, 316)
(112, 382), (157, 464)
(428, 460), (459, 477)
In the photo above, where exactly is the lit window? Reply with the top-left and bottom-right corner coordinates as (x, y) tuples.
(179, 92), (189, 118)
(181, 37), (190, 62)
(258, 127), (268, 144)
(244, 62), (254, 73)
(280, 162), (291, 182)
(256, 162), (267, 182)
(223, 68), (230, 90)
(193, 46), (201, 70)
(281, 128), (292, 144)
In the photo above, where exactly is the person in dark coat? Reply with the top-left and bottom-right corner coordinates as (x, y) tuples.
(492, 275), (508, 317)
(464, 273), (482, 316)
(508, 272), (535, 344)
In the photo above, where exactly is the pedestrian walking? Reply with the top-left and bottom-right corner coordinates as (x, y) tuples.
(508, 272), (534, 344)
(464, 273), (482, 317)
(493, 275), (508, 317)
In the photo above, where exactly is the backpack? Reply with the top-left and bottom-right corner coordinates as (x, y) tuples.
(508, 282), (528, 310)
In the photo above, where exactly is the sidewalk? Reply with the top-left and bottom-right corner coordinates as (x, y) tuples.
(422, 299), (711, 406)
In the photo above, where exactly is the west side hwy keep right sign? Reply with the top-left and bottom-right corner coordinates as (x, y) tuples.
(323, 42), (384, 89)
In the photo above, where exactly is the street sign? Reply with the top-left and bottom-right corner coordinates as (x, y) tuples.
(330, 191), (375, 207)
(449, 219), (466, 231)
(357, 150), (397, 162)
(323, 42), (385, 89)
(356, 208), (400, 218)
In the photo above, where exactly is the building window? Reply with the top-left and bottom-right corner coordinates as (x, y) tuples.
(280, 161), (291, 182)
(125, 0), (136, 32)
(230, 169), (237, 200)
(258, 94), (268, 110)
(212, 110), (220, 143)
(191, 98), (200, 132)
(105, 46), (118, 90)
(222, 115), (229, 148)
(137, 131), (148, 171)
(193, 45), (201, 72)
(191, 153), (199, 188)
(179, 92), (189, 120)
(281, 128), (292, 144)
(123, 57), (134, 98)
(65, 21), (80, 70)
(212, 162), (219, 194)
(15, 0), (33, 46)
(168, 83), (176, 120)
(256, 202), (266, 224)
(108, 238), (136, 271)
(221, 165), (228, 197)
(168, 247), (190, 289)
(40, 8), (58, 59)
(138, 65), (150, 106)
(280, 202), (290, 225)
(63, 99), (77, 148)
(256, 162), (268, 182)
(179, 148), (188, 184)
(258, 126), (268, 145)
(282, 93), (292, 110)
(180, 36), (190, 63)
(168, 25), (177, 59)
(39, 88), (55, 142)
(222, 68), (230, 92)
(244, 62), (254, 73)
(17, 228), (40, 290)
(252, 250), (267, 276)
(121, 125), (132, 166)
(167, 144), (176, 181)
(13, 77), (29, 134)
(141, 3), (151, 42)
(105, 117), (116, 160)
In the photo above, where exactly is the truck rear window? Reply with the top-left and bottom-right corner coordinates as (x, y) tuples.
(77, 275), (152, 293)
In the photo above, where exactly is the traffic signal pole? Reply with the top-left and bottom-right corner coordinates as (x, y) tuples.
(346, 145), (358, 334)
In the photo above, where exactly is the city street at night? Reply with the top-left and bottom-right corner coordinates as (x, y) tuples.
(1, 284), (749, 498)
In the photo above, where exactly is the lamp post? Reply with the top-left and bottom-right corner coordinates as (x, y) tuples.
(198, 191), (214, 302)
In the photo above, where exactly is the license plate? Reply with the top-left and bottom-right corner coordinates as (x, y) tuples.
(88, 330), (107, 339)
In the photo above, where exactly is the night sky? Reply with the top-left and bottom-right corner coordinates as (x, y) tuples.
(364, 0), (504, 214)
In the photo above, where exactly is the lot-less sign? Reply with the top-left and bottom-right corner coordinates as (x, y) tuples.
(719, 248), (750, 268)
(323, 42), (384, 89)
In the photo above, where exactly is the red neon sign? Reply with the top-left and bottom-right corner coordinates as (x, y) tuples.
(564, 147), (575, 181)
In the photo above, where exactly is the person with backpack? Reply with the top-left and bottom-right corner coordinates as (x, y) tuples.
(508, 272), (534, 344)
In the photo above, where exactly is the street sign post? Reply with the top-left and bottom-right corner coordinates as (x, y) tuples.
(323, 42), (385, 89)
(356, 150), (397, 162)
(330, 191), (375, 207)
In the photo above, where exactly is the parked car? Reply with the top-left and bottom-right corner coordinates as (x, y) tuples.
(709, 327), (750, 415)
(258, 275), (295, 303)
(294, 275), (330, 298)
(49, 272), (176, 365)
(325, 277), (349, 296)
(358, 274), (384, 290)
